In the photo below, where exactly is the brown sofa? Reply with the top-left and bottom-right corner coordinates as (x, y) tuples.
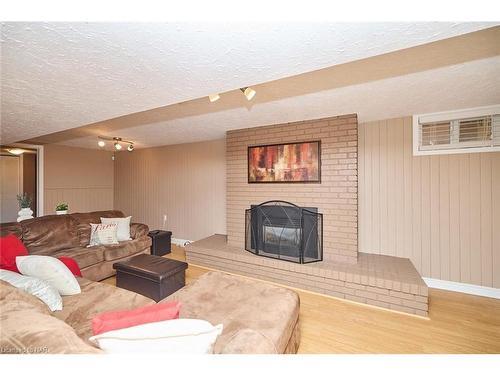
(0, 271), (300, 354)
(0, 210), (151, 281)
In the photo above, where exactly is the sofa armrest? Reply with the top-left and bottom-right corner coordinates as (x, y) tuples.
(130, 223), (149, 239)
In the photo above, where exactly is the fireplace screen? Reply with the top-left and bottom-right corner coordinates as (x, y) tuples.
(245, 200), (323, 264)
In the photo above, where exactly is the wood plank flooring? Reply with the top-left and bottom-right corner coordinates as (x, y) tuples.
(105, 246), (500, 353)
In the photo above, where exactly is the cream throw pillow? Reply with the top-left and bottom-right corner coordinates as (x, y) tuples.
(0, 269), (63, 311)
(88, 223), (119, 247)
(88, 319), (223, 354)
(16, 255), (81, 296)
(100, 216), (132, 241)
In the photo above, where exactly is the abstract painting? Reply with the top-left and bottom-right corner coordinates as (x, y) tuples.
(248, 141), (321, 183)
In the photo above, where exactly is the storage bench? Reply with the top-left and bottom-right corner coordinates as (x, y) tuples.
(113, 254), (188, 302)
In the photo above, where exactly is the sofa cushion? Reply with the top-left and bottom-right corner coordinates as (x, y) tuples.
(102, 237), (151, 261)
(53, 246), (105, 268)
(53, 278), (154, 340)
(21, 215), (80, 254)
(163, 271), (300, 354)
(71, 210), (125, 247)
(0, 279), (50, 315)
(0, 296), (100, 354)
(0, 280), (99, 354)
(0, 270), (63, 311)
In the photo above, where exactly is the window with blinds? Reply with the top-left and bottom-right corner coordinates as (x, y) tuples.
(413, 105), (500, 155)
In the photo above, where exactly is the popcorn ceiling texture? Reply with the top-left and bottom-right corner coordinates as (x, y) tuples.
(0, 22), (493, 144)
(56, 56), (500, 149)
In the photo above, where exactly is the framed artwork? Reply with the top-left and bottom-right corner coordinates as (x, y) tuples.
(248, 141), (321, 183)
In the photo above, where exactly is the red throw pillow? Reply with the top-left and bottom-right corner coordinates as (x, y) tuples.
(58, 256), (82, 277)
(91, 301), (181, 335)
(0, 234), (29, 273)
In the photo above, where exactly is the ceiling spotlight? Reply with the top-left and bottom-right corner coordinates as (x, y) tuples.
(114, 142), (122, 150)
(208, 94), (220, 103)
(97, 140), (106, 147)
(127, 144), (134, 152)
(240, 87), (256, 101)
(7, 148), (25, 155)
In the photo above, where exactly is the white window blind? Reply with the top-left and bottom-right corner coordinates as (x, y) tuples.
(413, 105), (500, 155)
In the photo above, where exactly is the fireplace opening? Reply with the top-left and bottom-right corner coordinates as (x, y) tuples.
(245, 200), (323, 264)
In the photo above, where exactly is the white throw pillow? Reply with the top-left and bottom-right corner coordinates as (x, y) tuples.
(16, 255), (81, 296)
(100, 216), (132, 241)
(88, 319), (223, 354)
(0, 269), (63, 311)
(88, 223), (119, 247)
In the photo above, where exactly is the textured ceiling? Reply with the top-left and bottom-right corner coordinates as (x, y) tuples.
(0, 22), (496, 144)
(54, 55), (500, 149)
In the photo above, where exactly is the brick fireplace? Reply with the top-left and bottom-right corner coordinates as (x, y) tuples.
(185, 114), (428, 316)
(228, 114), (359, 264)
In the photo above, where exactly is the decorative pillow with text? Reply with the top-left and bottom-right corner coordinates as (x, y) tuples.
(100, 217), (132, 241)
(88, 223), (119, 247)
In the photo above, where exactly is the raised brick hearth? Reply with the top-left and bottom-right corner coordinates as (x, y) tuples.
(186, 235), (428, 316)
(185, 114), (428, 316)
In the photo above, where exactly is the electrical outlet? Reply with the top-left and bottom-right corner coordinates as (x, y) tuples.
(162, 214), (167, 230)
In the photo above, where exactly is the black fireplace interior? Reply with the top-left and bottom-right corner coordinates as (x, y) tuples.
(245, 200), (323, 264)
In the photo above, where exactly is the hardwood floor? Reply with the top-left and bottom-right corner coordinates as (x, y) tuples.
(106, 246), (500, 353)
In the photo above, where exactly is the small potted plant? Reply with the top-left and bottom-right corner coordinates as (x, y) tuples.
(55, 202), (69, 215)
(16, 193), (33, 222)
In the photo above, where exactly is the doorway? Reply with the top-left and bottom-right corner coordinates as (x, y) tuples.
(0, 146), (40, 223)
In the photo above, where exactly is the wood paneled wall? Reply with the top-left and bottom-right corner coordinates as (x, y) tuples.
(113, 139), (226, 241)
(359, 117), (500, 288)
(44, 144), (114, 214)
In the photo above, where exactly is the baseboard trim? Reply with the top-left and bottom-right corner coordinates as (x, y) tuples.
(423, 277), (500, 299)
(171, 237), (192, 247)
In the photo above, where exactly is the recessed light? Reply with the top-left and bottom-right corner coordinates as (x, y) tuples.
(98, 140), (106, 147)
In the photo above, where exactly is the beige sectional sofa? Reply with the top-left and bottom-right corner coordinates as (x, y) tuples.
(0, 272), (300, 354)
(0, 210), (151, 281)
(0, 210), (300, 354)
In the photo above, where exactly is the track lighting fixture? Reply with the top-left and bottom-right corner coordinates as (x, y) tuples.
(240, 87), (256, 101)
(208, 93), (220, 103)
(97, 136), (134, 152)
